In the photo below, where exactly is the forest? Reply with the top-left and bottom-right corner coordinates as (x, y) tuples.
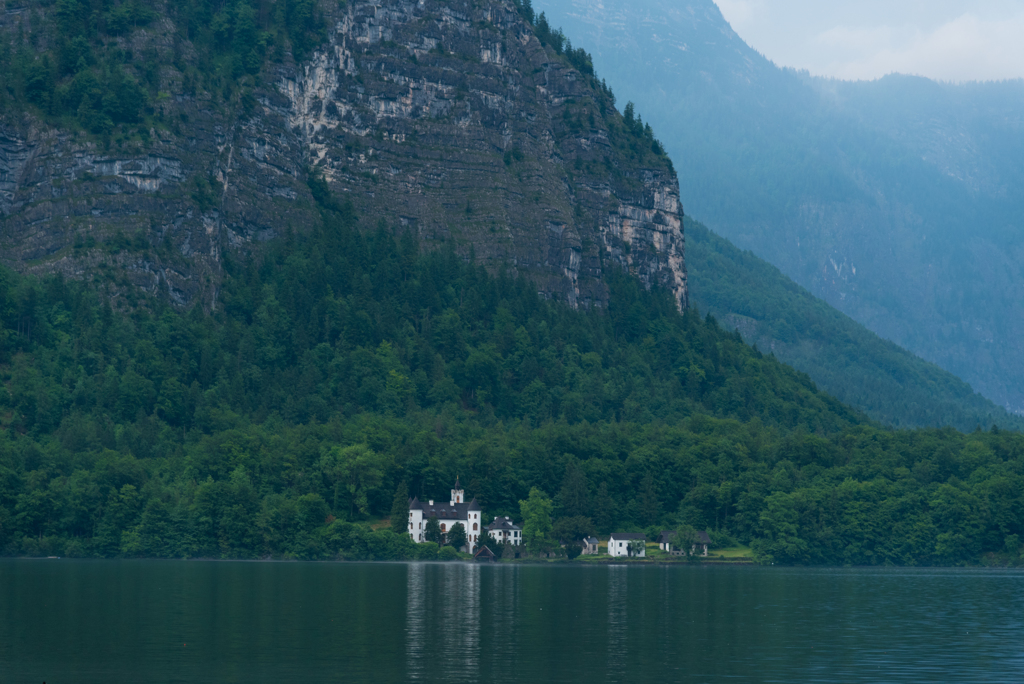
(2, 189), (1023, 566)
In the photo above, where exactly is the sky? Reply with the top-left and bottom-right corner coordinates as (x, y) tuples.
(715, 0), (1024, 82)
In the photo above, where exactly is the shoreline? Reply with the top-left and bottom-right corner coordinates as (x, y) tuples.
(10, 556), (1024, 570)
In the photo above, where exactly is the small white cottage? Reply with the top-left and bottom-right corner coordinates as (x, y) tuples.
(607, 533), (646, 558)
(582, 536), (600, 555)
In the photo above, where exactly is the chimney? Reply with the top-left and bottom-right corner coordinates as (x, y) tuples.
(429, 500), (434, 505)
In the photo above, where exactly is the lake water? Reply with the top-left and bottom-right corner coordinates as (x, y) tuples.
(2, 560), (1023, 683)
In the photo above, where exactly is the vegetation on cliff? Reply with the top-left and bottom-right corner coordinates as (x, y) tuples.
(0, 0), (324, 135)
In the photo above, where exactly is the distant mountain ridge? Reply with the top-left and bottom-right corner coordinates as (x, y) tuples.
(539, 0), (1024, 414)
(686, 218), (1024, 431)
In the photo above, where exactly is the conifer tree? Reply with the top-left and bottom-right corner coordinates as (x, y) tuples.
(424, 516), (442, 545)
(390, 482), (409, 535)
(555, 457), (590, 518)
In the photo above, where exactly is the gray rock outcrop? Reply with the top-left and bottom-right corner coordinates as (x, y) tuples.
(0, 0), (687, 311)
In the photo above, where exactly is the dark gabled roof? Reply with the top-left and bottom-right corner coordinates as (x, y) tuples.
(486, 516), (520, 531)
(658, 530), (712, 544)
(609, 532), (646, 540)
(410, 498), (473, 519)
(473, 545), (496, 559)
(584, 536), (599, 545)
(410, 496), (481, 515)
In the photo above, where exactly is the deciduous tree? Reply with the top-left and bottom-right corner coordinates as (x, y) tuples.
(447, 522), (468, 550)
(519, 487), (554, 555)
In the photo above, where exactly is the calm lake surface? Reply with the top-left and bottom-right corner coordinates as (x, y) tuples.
(2, 560), (1023, 683)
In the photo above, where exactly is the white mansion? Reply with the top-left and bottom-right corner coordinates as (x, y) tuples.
(408, 480), (524, 554)
(408, 479), (484, 553)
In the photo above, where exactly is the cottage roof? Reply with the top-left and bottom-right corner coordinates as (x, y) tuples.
(473, 545), (496, 561)
(658, 530), (712, 544)
(584, 536), (599, 545)
(609, 532), (646, 541)
(486, 516), (521, 531)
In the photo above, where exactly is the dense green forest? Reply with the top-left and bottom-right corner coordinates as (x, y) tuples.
(1, 192), (1023, 565)
(685, 218), (1024, 432)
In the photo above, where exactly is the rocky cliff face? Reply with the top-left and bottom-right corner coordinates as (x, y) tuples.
(0, 0), (686, 311)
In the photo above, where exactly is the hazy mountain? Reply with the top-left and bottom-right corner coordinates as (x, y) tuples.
(687, 217), (1024, 431)
(538, 0), (1024, 414)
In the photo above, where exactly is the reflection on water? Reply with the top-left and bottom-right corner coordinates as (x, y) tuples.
(406, 563), (481, 682)
(607, 564), (628, 681)
(2, 561), (1024, 683)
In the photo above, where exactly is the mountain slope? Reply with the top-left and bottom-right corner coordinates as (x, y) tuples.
(0, 0), (1023, 567)
(0, 0), (685, 311)
(686, 217), (1024, 431)
(538, 0), (1024, 414)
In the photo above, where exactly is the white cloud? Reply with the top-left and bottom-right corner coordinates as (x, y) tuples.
(814, 12), (1024, 81)
(716, 0), (1024, 82)
(715, 0), (761, 24)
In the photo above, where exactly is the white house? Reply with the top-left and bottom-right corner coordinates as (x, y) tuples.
(408, 478), (483, 553)
(607, 532), (646, 558)
(486, 516), (522, 545)
(582, 536), (600, 555)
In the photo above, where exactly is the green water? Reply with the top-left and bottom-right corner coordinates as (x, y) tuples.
(1, 560), (1023, 682)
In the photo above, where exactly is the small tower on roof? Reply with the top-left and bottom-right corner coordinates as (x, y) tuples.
(451, 477), (464, 505)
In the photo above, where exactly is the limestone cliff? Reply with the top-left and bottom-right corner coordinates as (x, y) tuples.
(0, 0), (686, 310)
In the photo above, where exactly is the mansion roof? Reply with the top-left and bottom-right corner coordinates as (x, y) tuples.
(409, 497), (480, 519)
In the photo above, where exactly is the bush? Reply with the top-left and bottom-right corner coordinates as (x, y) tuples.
(415, 542), (439, 561)
(438, 545), (459, 561)
(709, 530), (736, 549)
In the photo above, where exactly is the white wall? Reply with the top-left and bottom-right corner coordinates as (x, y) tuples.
(409, 508), (482, 552)
(608, 537), (645, 558)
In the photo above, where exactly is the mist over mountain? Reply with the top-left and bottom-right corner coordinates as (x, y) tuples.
(538, 0), (1024, 414)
